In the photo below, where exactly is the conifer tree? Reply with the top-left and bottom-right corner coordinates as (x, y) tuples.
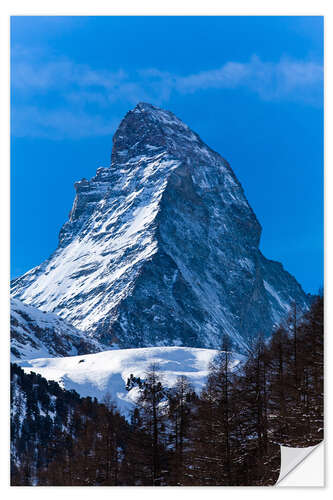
(167, 375), (196, 485)
(134, 364), (168, 485)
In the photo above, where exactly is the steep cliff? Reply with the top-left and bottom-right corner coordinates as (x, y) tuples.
(11, 103), (310, 352)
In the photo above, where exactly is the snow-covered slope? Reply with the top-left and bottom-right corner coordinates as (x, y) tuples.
(17, 346), (236, 416)
(11, 298), (103, 360)
(11, 102), (310, 352)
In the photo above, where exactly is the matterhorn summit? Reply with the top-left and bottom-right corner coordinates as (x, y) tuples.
(11, 103), (310, 352)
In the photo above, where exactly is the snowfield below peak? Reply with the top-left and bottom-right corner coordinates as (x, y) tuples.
(16, 346), (243, 417)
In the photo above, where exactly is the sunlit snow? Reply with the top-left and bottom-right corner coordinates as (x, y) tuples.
(17, 346), (242, 417)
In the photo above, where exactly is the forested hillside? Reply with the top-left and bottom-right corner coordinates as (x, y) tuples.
(11, 296), (323, 486)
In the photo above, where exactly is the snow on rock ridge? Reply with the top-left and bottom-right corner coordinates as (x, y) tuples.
(11, 298), (103, 360)
(11, 103), (311, 353)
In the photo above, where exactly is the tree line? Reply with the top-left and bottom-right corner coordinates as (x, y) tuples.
(11, 295), (323, 486)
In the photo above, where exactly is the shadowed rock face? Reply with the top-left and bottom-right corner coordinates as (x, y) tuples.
(11, 103), (310, 353)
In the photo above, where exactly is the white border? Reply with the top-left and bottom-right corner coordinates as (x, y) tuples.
(1, 1), (331, 497)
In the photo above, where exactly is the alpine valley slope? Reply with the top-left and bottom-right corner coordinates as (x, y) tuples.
(11, 103), (310, 353)
(11, 298), (103, 360)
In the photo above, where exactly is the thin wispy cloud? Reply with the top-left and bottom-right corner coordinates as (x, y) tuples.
(11, 50), (323, 139)
(12, 106), (119, 140)
(144, 56), (323, 102)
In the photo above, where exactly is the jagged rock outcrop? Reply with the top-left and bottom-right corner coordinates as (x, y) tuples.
(11, 298), (103, 360)
(11, 103), (310, 352)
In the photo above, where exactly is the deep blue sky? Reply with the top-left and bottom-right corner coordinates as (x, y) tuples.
(11, 16), (323, 293)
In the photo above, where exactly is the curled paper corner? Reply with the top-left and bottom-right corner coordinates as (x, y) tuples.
(276, 441), (324, 487)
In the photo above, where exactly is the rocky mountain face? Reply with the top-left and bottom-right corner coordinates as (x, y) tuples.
(11, 298), (103, 360)
(11, 103), (310, 353)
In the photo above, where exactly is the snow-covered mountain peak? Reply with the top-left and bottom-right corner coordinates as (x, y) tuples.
(117, 101), (194, 137)
(11, 103), (311, 353)
(111, 102), (217, 167)
(131, 102), (194, 134)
